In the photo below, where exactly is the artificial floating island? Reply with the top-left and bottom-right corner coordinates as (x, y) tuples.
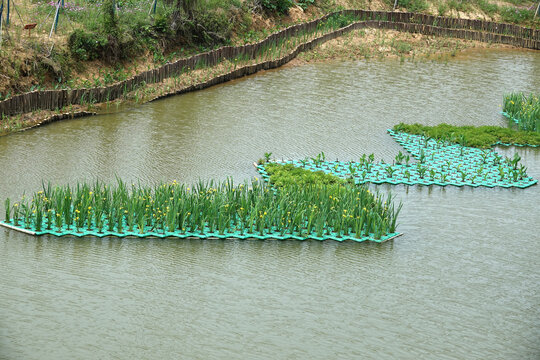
(3, 119), (538, 242)
(257, 126), (538, 188)
(0, 179), (402, 242)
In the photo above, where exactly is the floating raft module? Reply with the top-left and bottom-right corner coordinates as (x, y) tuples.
(1, 180), (402, 243)
(257, 130), (537, 188)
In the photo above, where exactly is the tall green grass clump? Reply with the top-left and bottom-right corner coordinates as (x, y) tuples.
(2, 178), (401, 241)
(503, 92), (540, 133)
(393, 123), (540, 148)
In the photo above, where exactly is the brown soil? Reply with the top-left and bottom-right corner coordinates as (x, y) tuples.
(291, 28), (515, 65)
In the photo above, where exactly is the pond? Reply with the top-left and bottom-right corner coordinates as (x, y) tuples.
(1, 49), (539, 359)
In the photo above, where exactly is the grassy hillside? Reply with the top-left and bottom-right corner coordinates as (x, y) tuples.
(0, 0), (537, 98)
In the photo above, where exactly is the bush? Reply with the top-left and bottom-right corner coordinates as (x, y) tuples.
(196, 10), (233, 42)
(174, 9), (233, 47)
(265, 163), (344, 187)
(153, 14), (172, 36)
(260, 0), (294, 15)
(68, 29), (106, 61)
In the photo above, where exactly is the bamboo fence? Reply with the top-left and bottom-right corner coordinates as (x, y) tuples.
(0, 10), (538, 117)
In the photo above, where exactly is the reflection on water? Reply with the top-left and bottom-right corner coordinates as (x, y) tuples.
(0, 50), (539, 359)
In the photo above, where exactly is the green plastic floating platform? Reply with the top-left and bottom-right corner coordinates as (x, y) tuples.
(0, 221), (402, 243)
(256, 130), (537, 188)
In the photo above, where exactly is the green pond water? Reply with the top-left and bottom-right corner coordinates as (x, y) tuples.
(1, 50), (539, 359)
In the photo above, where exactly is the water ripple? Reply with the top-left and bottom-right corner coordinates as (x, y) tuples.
(0, 50), (539, 360)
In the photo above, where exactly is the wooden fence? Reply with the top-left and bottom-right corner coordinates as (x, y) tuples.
(0, 10), (538, 117)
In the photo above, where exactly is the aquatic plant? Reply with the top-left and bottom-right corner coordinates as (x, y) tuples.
(2, 177), (402, 242)
(258, 126), (537, 189)
(265, 163), (344, 187)
(395, 151), (405, 165)
(404, 170), (411, 181)
(503, 92), (540, 133)
(385, 165), (396, 178)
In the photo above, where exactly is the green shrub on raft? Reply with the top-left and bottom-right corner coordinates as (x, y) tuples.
(264, 163), (345, 187)
(393, 123), (540, 148)
(2, 178), (401, 240)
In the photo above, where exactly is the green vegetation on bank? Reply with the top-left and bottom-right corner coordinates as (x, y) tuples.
(65, 0), (250, 62)
(393, 123), (540, 148)
(503, 92), (540, 133)
(2, 178), (401, 240)
(0, 12), (361, 137)
(59, 0), (540, 66)
(392, 0), (538, 23)
(0, 0), (537, 99)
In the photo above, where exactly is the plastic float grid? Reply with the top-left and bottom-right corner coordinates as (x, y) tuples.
(256, 130), (538, 189)
(0, 220), (402, 243)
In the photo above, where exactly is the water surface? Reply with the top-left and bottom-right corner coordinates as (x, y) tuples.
(1, 50), (539, 359)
